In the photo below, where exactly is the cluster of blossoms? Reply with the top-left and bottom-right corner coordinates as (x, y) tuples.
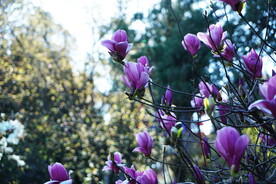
(100, 25), (261, 183)
(45, 1), (275, 183)
(182, 23), (263, 79)
(102, 136), (157, 184)
(101, 30), (132, 63)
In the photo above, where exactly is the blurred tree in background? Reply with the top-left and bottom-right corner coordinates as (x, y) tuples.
(0, 1), (105, 182)
(0, 0), (157, 183)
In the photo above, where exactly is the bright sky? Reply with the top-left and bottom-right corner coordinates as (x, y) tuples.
(30, 0), (160, 68)
(29, 0), (160, 92)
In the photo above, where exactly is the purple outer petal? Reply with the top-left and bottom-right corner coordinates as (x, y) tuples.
(165, 85), (173, 105)
(197, 32), (213, 50)
(113, 152), (122, 164)
(101, 40), (116, 52)
(126, 43), (133, 53)
(133, 147), (147, 154)
(102, 165), (111, 171)
(193, 165), (205, 184)
(259, 75), (276, 100)
(248, 100), (273, 115)
(122, 75), (131, 89)
(115, 42), (128, 58)
(233, 135), (249, 172)
(136, 71), (149, 89)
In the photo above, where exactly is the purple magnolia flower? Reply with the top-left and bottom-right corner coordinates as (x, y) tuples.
(191, 94), (204, 109)
(156, 110), (177, 133)
(217, 104), (229, 123)
(162, 85), (173, 106)
(259, 134), (276, 146)
(214, 39), (235, 62)
(133, 131), (153, 156)
(101, 29), (133, 62)
(120, 167), (157, 184)
(201, 135), (211, 159)
(137, 56), (153, 74)
(242, 49), (263, 79)
(248, 173), (255, 184)
(199, 81), (219, 98)
(122, 62), (150, 94)
(197, 23), (227, 52)
(102, 152), (123, 173)
(46, 163), (72, 184)
(248, 75), (276, 118)
(217, 0), (246, 12)
(182, 33), (201, 56)
(193, 165), (205, 184)
(136, 168), (158, 184)
(214, 127), (250, 173)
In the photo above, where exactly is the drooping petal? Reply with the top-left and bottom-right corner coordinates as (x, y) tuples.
(248, 100), (272, 115)
(101, 40), (116, 52)
(197, 32), (213, 49)
(133, 147), (147, 154)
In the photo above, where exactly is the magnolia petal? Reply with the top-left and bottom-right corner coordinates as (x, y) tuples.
(126, 43), (133, 53)
(101, 40), (116, 52)
(136, 72), (149, 89)
(122, 75), (131, 89)
(113, 152), (122, 164)
(115, 42), (128, 58)
(133, 147), (147, 154)
(112, 30), (128, 42)
(49, 163), (69, 181)
(235, 135), (250, 160)
(197, 32), (213, 49)
(102, 166), (111, 171)
(214, 135), (228, 161)
(248, 100), (272, 115)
